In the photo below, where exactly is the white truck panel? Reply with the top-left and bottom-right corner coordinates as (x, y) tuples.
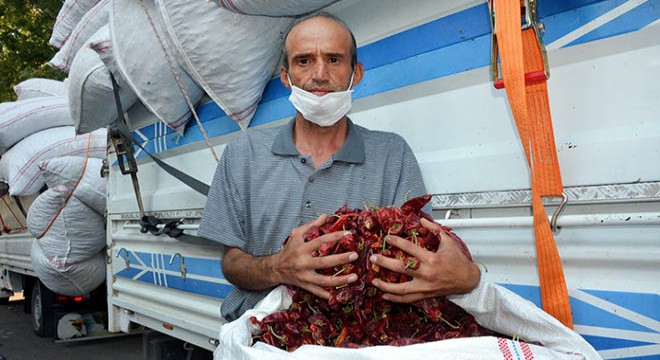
(106, 1), (660, 358)
(0, 232), (35, 278)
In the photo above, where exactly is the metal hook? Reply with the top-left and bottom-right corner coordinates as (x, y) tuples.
(550, 193), (568, 234)
(183, 342), (194, 360)
(445, 209), (457, 220)
(116, 248), (130, 268)
(169, 253), (187, 281)
(168, 252), (182, 265)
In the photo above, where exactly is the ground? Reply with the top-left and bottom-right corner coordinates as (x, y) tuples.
(0, 293), (143, 360)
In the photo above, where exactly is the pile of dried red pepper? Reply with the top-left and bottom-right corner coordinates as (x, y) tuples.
(249, 195), (508, 351)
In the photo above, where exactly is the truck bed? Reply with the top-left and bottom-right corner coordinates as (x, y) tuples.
(0, 232), (35, 277)
(106, 0), (660, 358)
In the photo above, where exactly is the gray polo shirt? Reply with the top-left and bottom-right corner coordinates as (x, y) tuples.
(198, 118), (428, 321)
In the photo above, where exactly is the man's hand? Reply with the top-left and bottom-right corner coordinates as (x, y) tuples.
(273, 214), (359, 299)
(221, 214), (359, 300)
(369, 218), (480, 302)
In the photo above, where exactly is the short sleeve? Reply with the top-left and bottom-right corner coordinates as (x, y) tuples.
(198, 141), (248, 250)
(395, 138), (431, 213)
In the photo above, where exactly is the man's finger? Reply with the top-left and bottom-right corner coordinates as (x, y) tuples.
(312, 251), (359, 270)
(382, 291), (427, 303)
(382, 235), (425, 258)
(420, 217), (442, 232)
(371, 278), (428, 302)
(302, 283), (331, 300)
(294, 213), (329, 237)
(314, 272), (359, 289)
(369, 251), (409, 274)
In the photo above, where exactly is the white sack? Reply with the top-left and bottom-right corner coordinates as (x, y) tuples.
(0, 126), (107, 196)
(0, 96), (73, 154)
(213, 0), (338, 16)
(13, 78), (68, 100)
(216, 283), (602, 360)
(49, 0), (103, 49)
(27, 186), (105, 265)
(68, 25), (137, 134)
(156, 0), (293, 130)
(108, 0), (203, 134)
(39, 156), (106, 214)
(49, 0), (110, 71)
(31, 240), (106, 297)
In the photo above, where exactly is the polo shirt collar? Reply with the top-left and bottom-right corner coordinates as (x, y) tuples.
(271, 118), (365, 164)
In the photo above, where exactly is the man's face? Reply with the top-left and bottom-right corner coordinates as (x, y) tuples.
(281, 17), (358, 96)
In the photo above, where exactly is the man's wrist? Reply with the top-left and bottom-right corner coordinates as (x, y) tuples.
(264, 251), (284, 287)
(466, 262), (482, 293)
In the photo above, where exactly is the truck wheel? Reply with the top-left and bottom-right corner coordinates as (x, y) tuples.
(0, 288), (13, 305)
(31, 281), (55, 337)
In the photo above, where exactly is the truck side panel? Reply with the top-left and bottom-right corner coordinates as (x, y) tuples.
(107, 1), (660, 358)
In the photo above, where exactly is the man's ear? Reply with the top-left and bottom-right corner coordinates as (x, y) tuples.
(280, 66), (290, 89)
(351, 62), (365, 88)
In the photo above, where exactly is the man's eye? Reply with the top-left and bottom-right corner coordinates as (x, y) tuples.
(298, 59), (309, 65)
(329, 58), (339, 63)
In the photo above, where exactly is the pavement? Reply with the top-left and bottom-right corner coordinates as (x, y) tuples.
(0, 295), (143, 360)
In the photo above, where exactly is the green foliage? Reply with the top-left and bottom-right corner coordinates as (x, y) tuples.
(0, 0), (66, 102)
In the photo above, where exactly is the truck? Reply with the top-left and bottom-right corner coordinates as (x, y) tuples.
(1, 0), (659, 359)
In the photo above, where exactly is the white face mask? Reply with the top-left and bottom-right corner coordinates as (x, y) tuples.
(287, 73), (354, 127)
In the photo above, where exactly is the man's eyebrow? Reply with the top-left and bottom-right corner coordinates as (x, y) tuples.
(324, 52), (346, 59)
(291, 52), (347, 61)
(291, 53), (312, 61)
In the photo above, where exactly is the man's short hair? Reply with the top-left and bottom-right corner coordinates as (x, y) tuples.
(281, 11), (358, 70)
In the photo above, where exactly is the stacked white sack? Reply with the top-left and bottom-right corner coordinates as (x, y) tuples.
(49, 0), (110, 72)
(27, 186), (105, 267)
(68, 25), (137, 134)
(212, 0), (338, 16)
(49, 0), (103, 49)
(31, 240), (106, 297)
(0, 126), (107, 196)
(107, 0), (203, 135)
(39, 156), (106, 215)
(13, 78), (68, 100)
(155, 0), (293, 130)
(0, 96), (73, 154)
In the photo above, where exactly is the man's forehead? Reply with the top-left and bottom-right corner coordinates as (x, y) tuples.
(285, 16), (352, 52)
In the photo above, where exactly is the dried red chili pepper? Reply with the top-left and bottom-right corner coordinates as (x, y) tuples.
(250, 195), (520, 351)
(403, 256), (420, 270)
(400, 194), (432, 215)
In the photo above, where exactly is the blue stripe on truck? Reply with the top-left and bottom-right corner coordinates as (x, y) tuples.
(114, 251), (234, 299)
(501, 283), (660, 359)
(124, 0), (659, 158)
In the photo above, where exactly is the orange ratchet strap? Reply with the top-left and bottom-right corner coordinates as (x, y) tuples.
(489, 0), (573, 328)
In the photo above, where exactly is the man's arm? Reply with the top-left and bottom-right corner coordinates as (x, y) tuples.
(221, 214), (359, 300)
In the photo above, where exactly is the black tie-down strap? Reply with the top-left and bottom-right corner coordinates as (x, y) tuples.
(109, 73), (210, 196)
(109, 73), (213, 244)
(141, 215), (183, 237)
(140, 215), (217, 246)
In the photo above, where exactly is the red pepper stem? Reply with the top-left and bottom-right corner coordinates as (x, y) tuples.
(438, 315), (460, 330)
(267, 325), (287, 342)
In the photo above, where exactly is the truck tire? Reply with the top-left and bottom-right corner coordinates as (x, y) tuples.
(31, 281), (55, 337)
(23, 278), (33, 314)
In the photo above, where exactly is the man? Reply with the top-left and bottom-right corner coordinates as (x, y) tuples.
(198, 12), (480, 322)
